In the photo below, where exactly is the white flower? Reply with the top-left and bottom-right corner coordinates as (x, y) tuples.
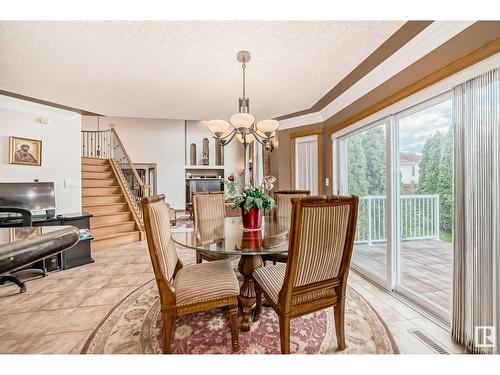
(246, 342), (266, 354)
(174, 324), (192, 340)
(207, 316), (225, 331)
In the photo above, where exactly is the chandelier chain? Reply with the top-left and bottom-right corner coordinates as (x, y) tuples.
(242, 61), (246, 98)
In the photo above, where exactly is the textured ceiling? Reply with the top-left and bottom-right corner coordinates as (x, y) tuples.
(0, 21), (405, 120)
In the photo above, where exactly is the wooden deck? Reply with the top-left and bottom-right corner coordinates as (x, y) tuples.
(352, 239), (452, 312)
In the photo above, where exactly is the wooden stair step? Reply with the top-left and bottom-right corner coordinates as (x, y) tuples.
(91, 221), (137, 239)
(81, 164), (112, 172)
(82, 171), (115, 179)
(81, 157), (110, 165)
(82, 187), (121, 196)
(82, 194), (125, 205)
(82, 179), (118, 188)
(91, 212), (133, 226)
(91, 231), (141, 251)
(83, 202), (129, 215)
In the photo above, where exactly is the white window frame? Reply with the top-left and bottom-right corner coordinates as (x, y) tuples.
(333, 91), (454, 324)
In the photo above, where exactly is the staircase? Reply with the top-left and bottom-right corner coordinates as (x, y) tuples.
(82, 157), (142, 251)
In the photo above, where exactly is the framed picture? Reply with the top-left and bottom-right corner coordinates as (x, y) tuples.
(9, 136), (42, 166)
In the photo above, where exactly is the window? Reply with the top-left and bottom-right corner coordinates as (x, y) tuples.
(342, 123), (388, 281)
(294, 135), (319, 194)
(336, 92), (453, 321)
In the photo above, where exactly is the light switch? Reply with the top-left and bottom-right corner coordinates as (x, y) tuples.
(64, 180), (80, 188)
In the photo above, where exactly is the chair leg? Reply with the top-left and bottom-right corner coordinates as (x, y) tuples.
(334, 297), (346, 351)
(228, 304), (240, 352)
(254, 283), (262, 321)
(279, 315), (291, 354)
(195, 250), (202, 264)
(0, 275), (27, 293)
(162, 311), (175, 354)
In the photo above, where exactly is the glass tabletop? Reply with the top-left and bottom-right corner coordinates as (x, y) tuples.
(171, 216), (289, 255)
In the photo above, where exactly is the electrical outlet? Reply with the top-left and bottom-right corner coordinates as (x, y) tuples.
(325, 178), (330, 187)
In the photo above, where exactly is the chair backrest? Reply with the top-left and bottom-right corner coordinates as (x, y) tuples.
(0, 207), (33, 227)
(279, 195), (359, 311)
(142, 195), (181, 307)
(274, 190), (311, 226)
(192, 191), (226, 226)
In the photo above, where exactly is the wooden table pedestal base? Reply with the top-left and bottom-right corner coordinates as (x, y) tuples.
(237, 254), (263, 331)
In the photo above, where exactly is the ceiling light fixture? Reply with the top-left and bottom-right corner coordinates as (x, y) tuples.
(207, 51), (279, 151)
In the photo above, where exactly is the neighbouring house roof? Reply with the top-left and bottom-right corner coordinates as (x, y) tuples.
(400, 151), (422, 163)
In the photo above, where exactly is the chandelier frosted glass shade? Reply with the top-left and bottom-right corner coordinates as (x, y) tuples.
(256, 119), (279, 135)
(207, 119), (230, 136)
(230, 113), (255, 129)
(256, 129), (276, 138)
(237, 133), (255, 144)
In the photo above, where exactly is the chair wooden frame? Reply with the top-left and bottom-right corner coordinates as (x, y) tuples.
(261, 189), (311, 265)
(192, 191), (235, 264)
(254, 195), (359, 354)
(142, 195), (239, 353)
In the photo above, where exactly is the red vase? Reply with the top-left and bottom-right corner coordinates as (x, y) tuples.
(240, 229), (263, 250)
(241, 208), (262, 229)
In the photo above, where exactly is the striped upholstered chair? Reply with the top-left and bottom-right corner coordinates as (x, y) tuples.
(192, 191), (237, 264)
(253, 195), (359, 354)
(261, 190), (311, 264)
(142, 195), (240, 353)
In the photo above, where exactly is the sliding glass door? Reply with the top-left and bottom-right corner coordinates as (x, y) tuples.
(336, 93), (453, 321)
(395, 97), (453, 318)
(342, 123), (389, 284)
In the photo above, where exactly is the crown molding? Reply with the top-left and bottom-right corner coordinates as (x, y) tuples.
(279, 21), (475, 130)
(0, 93), (81, 122)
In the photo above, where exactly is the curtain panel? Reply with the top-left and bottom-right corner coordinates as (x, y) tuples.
(452, 66), (500, 354)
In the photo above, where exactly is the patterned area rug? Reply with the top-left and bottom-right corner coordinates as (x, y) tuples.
(82, 280), (399, 354)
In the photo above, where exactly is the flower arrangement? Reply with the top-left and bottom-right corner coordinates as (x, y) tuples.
(223, 174), (276, 229)
(223, 174), (275, 212)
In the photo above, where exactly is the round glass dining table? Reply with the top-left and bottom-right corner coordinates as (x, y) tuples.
(171, 216), (289, 331)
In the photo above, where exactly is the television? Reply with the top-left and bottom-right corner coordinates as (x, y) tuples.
(0, 182), (56, 217)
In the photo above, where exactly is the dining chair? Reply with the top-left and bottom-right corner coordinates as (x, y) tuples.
(252, 195), (359, 354)
(142, 195), (240, 353)
(192, 191), (237, 263)
(261, 190), (311, 265)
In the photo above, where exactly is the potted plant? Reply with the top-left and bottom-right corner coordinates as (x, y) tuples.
(224, 175), (276, 230)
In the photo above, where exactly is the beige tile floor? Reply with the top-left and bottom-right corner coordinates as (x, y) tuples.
(0, 240), (464, 354)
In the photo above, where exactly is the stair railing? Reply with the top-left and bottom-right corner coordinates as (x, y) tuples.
(108, 128), (150, 228)
(81, 130), (111, 158)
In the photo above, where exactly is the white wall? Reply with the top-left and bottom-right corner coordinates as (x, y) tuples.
(186, 121), (244, 178)
(82, 116), (186, 209)
(0, 95), (82, 214)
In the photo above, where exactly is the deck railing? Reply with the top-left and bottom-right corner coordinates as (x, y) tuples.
(355, 194), (440, 244)
(81, 129), (149, 226)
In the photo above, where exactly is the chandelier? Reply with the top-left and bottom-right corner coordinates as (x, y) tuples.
(206, 51), (279, 150)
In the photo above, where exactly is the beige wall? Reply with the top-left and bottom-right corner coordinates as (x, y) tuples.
(271, 122), (328, 192)
(0, 95), (82, 214)
(82, 116), (186, 209)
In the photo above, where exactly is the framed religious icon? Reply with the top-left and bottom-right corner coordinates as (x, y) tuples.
(9, 136), (42, 166)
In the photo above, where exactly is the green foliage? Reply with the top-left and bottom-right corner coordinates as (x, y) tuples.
(233, 185), (276, 213)
(347, 136), (368, 196)
(415, 129), (454, 233)
(347, 126), (386, 196)
(363, 127), (387, 195)
(346, 124), (454, 240)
